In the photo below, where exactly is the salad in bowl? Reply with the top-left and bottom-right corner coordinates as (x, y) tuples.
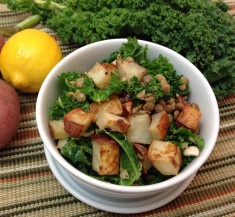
(48, 38), (204, 186)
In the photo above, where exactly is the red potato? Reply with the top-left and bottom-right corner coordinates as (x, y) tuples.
(0, 79), (21, 148)
(0, 33), (4, 52)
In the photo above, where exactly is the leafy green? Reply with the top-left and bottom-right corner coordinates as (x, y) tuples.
(126, 54), (189, 104)
(126, 76), (163, 105)
(143, 56), (190, 96)
(145, 167), (169, 185)
(172, 127), (205, 151)
(103, 130), (142, 186)
(102, 37), (148, 65)
(49, 92), (90, 120)
(4, 0), (235, 99)
(165, 123), (205, 168)
(88, 71), (127, 103)
(119, 37), (149, 65)
(61, 137), (92, 166)
(49, 70), (126, 119)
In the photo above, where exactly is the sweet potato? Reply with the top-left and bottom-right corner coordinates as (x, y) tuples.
(0, 79), (20, 148)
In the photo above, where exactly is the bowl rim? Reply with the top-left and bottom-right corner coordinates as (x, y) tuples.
(36, 38), (220, 194)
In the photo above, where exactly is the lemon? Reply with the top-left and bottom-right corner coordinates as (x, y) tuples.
(0, 29), (62, 93)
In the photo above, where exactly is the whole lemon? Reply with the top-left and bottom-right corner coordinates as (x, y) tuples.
(0, 29), (62, 93)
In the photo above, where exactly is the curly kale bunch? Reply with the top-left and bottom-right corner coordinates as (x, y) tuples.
(4, 0), (235, 99)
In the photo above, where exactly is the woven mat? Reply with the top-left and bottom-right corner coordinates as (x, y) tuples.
(1, 2), (235, 216)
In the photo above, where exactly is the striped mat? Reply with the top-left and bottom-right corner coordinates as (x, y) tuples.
(1, 1), (235, 216)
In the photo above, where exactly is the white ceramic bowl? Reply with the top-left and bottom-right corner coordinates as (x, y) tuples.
(36, 39), (219, 201)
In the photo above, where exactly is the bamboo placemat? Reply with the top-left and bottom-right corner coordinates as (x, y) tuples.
(1, 1), (235, 216)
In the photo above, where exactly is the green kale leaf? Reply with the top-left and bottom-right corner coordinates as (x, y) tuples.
(88, 71), (127, 103)
(61, 137), (92, 166)
(103, 130), (142, 186)
(5, 0), (235, 99)
(165, 123), (205, 168)
(49, 91), (90, 120)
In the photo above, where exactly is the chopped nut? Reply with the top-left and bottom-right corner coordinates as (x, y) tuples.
(192, 103), (200, 111)
(137, 90), (146, 100)
(132, 104), (143, 115)
(182, 142), (189, 149)
(184, 146), (200, 156)
(66, 92), (76, 100)
(120, 169), (129, 179)
(159, 99), (166, 106)
(145, 92), (154, 97)
(146, 96), (156, 103)
(70, 77), (84, 87)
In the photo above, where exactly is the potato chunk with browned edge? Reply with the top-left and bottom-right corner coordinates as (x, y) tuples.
(91, 134), (119, 175)
(147, 140), (182, 175)
(116, 58), (147, 85)
(89, 95), (123, 122)
(64, 107), (94, 138)
(87, 62), (117, 89)
(126, 114), (152, 144)
(49, 120), (70, 140)
(96, 112), (130, 133)
(149, 110), (170, 141)
(177, 104), (202, 130)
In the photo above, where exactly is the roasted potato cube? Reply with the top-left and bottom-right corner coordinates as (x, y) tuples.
(64, 107), (94, 138)
(177, 104), (202, 130)
(87, 62), (115, 89)
(89, 95), (123, 122)
(49, 120), (70, 139)
(91, 134), (119, 175)
(133, 143), (152, 174)
(116, 58), (147, 85)
(147, 140), (182, 175)
(126, 114), (152, 144)
(96, 112), (130, 133)
(149, 110), (170, 141)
